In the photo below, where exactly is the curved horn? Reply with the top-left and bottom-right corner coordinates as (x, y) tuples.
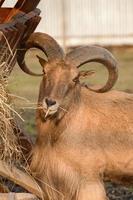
(17, 32), (64, 76)
(66, 46), (118, 93)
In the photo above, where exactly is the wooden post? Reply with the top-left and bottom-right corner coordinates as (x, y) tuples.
(0, 193), (39, 200)
(0, 161), (43, 199)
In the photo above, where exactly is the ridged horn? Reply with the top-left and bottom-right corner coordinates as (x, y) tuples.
(66, 46), (118, 93)
(17, 32), (64, 76)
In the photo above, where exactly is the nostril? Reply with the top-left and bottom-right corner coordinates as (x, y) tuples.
(51, 100), (56, 106)
(45, 98), (56, 107)
(45, 98), (49, 105)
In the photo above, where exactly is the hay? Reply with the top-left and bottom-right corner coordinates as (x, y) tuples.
(0, 63), (22, 165)
(0, 31), (23, 166)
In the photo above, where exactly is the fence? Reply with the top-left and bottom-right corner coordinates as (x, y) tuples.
(37, 0), (133, 48)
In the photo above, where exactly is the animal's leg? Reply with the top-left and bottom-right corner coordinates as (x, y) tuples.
(77, 180), (108, 200)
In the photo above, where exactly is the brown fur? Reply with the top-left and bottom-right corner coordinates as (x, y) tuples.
(30, 60), (133, 200)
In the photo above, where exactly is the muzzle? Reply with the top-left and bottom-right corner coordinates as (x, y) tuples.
(42, 97), (59, 118)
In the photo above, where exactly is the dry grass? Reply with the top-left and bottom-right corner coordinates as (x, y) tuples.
(0, 34), (23, 166)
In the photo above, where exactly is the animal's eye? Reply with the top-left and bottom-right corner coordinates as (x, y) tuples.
(72, 75), (79, 83)
(42, 69), (46, 74)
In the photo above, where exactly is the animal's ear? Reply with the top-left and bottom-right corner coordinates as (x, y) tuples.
(73, 70), (95, 83)
(79, 70), (95, 79)
(36, 55), (48, 67)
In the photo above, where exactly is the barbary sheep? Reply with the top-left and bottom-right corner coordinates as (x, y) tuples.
(18, 32), (133, 200)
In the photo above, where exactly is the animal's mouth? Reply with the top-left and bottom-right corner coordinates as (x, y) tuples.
(43, 107), (58, 118)
(42, 101), (59, 118)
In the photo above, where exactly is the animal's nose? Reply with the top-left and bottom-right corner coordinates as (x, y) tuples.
(45, 98), (56, 107)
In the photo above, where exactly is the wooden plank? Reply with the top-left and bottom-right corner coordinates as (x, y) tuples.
(15, 0), (41, 13)
(0, 193), (39, 200)
(0, 161), (43, 199)
(0, 8), (11, 23)
(0, 0), (5, 7)
(3, 8), (22, 23)
(0, 8), (41, 71)
(22, 15), (41, 41)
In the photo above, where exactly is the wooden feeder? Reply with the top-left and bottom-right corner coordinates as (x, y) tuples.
(0, 0), (43, 199)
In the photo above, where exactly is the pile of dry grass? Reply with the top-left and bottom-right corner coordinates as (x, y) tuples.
(0, 63), (22, 165)
(0, 58), (22, 165)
